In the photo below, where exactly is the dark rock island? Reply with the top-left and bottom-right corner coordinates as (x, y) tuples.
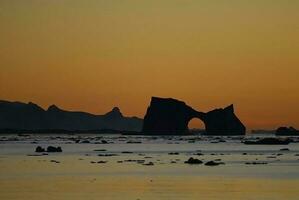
(142, 97), (246, 135)
(276, 126), (299, 136)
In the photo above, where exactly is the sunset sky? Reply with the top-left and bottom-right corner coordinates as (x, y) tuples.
(0, 0), (298, 130)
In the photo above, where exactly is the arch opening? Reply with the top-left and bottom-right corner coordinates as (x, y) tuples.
(188, 118), (206, 134)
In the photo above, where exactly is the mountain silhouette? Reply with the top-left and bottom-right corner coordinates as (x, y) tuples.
(0, 100), (143, 132)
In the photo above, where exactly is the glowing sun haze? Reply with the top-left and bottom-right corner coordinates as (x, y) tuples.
(0, 0), (298, 130)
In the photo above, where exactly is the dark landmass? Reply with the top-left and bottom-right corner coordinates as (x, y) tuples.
(142, 97), (246, 135)
(276, 126), (299, 136)
(0, 128), (141, 134)
(0, 100), (143, 132)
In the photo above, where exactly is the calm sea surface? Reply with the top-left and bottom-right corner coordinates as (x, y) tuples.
(0, 134), (299, 200)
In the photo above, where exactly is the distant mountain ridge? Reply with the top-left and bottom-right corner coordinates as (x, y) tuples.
(0, 100), (143, 132)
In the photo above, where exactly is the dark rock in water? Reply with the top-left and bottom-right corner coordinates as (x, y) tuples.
(97, 153), (118, 157)
(121, 151), (133, 154)
(50, 160), (60, 163)
(126, 141), (142, 144)
(142, 97), (245, 135)
(80, 140), (90, 143)
(204, 161), (224, 166)
(243, 138), (291, 145)
(93, 149), (107, 152)
(168, 152), (179, 155)
(184, 157), (203, 164)
(280, 148), (290, 151)
(97, 161), (107, 164)
(36, 146), (62, 153)
(47, 146), (62, 152)
(143, 162), (154, 166)
(276, 127), (299, 136)
(213, 139), (226, 143)
(137, 160), (145, 164)
(35, 146), (45, 152)
(124, 159), (145, 163)
(245, 162), (268, 165)
(101, 140), (108, 144)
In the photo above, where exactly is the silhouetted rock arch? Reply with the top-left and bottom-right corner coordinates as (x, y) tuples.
(142, 97), (246, 135)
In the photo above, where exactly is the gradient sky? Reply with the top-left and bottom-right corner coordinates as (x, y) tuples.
(0, 0), (298, 130)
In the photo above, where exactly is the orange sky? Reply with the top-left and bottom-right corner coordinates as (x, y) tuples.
(0, 1), (298, 130)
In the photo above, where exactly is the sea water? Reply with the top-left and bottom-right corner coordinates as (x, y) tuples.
(0, 134), (299, 200)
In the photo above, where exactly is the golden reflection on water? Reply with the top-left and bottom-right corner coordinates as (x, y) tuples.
(0, 156), (299, 200)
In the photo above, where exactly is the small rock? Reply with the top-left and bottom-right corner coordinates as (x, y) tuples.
(97, 161), (107, 164)
(184, 157), (203, 164)
(97, 153), (118, 157)
(205, 161), (224, 166)
(168, 152), (179, 155)
(35, 146), (45, 152)
(47, 146), (62, 152)
(245, 162), (268, 165)
(121, 151), (133, 154)
(127, 141), (142, 144)
(143, 162), (154, 166)
(94, 149), (107, 152)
